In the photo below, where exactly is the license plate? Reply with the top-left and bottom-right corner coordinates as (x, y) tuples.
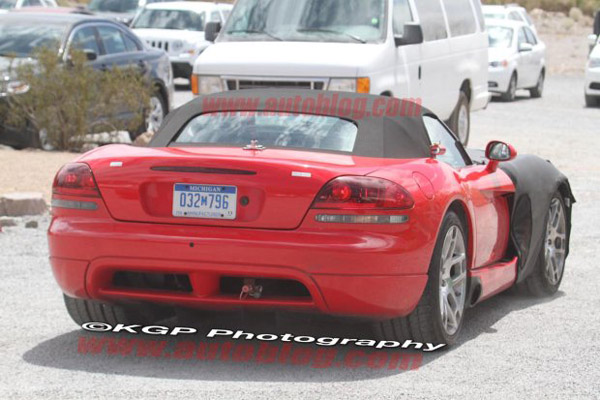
(172, 184), (237, 220)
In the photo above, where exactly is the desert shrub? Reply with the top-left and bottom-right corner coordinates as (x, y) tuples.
(1, 47), (152, 151)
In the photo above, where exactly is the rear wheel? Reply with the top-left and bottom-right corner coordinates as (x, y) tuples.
(529, 71), (545, 98)
(524, 194), (569, 297)
(585, 94), (598, 107)
(63, 295), (169, 327)
(502, 73), (517, 102)
(448, 92), (470, 146)
(131, 90), (167, 141)
(374, 212), (468, 345)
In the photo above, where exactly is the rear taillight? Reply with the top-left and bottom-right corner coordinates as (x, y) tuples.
(312, 177), (414, 210)
(52, 163), (100, 198)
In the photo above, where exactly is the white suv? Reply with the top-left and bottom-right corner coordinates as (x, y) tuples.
(131, 1), (232, 79)
(193, 0), (489, 145)
(483, 4), (538, 35)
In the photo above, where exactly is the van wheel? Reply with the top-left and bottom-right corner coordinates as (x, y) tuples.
(448, 92), (470, 146)
(373, 212), (468, 346)
(502, 74), (517, 102)
(529, 71), (545, 98)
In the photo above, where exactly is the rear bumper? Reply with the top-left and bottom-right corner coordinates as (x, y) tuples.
(585, 67), (600, 96)
(48, 212), (435, 319)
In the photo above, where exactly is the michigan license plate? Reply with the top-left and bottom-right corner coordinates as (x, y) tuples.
(172, 184), (237, 220)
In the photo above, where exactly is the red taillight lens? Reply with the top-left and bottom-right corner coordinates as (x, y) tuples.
(312, 177), (414, 210)
(52, 163), (100, 198)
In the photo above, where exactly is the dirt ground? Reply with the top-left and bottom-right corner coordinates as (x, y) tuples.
(0, 148), (77, 203)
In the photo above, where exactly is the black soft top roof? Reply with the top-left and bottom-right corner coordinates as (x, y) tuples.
(150, 89), (433, 159)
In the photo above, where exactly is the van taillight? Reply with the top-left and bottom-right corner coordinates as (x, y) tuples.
(312, 177), (414, 210)
(52, 163), (100, 198)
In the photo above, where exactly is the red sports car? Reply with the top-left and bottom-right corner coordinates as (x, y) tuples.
(49, 90), (574, 345)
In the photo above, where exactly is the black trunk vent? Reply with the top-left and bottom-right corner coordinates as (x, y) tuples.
(151, 166), (257, 175)
(113, 271), (193, 293)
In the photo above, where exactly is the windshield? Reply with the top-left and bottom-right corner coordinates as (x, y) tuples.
(88, 0), (139, 13)
(222, 0), (387, 43)
(174, 112), (358, 153)
(0, 22), (65, 57)
(0, 0), (17, 10)
(488, 26), (513, 48)
(132, 9), (206, 31)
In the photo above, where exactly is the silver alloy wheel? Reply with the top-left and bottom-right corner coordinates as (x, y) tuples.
(544, 198), (567, 285)
(146, 96), (165, 133)
(439, 225), (467, 336)
(38, 128), (54, 151)
(457, 102), (469, 144)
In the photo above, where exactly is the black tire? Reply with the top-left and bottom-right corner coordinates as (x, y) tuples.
(447, 91), (470, 146)
(63, 294), (169, 327)
(374, 212), (468, 346)
(529, 71), (545, 98)
(501, 73), (517, 102)
(585, 94), (598, 107)
(524, 193), (569, 297)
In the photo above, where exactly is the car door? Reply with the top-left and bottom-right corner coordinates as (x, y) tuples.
(515, 27), (533, 88)
(414, 0), (452, 118)
(392, 0), (422, 101)
(423, 116), (514, 269)
(524, 26), (543, 80)
(96, 24), (137, 71)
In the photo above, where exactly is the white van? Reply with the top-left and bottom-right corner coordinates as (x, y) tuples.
(192, 0), (489, 145)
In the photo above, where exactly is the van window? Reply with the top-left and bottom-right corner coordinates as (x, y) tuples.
(415, 0), (448, 41)
(444, 0), (477, 36)
(392, 0), (413, 36)
(472, 0), (485, 30)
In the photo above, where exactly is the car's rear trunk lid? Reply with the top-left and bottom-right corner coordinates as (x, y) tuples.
(85, 145), (383, 230)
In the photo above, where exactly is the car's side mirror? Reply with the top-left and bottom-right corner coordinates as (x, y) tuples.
(394, 23), (424, 47)
(486, 141), (517, 172)
(518, 42), (533, 52)
(83, 49), (98, 61)
(205, 21), (222, 42)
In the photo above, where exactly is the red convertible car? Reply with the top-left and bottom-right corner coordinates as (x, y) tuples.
(49, 90), (574, 345)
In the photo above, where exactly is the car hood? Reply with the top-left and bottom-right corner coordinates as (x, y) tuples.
(194, 41), (390, 77)
(488, 47), (514, 63)
(0, 56), (37, 80)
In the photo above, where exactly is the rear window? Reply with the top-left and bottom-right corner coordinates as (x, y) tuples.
(173, 112), (358, 153)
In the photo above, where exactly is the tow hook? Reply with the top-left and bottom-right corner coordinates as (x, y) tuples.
(239, 279), (263, 300)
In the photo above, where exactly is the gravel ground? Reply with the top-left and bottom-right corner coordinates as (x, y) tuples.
(1, 75), (599, 399)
